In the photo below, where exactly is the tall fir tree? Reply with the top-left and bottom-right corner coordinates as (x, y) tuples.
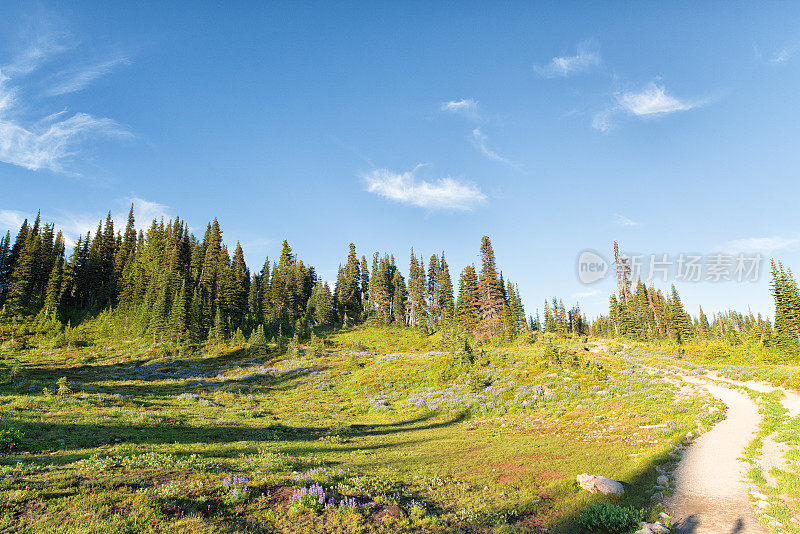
(455, 264), (480, 333)
(476, 236), (504, 340)
(439, 253), (454, 323)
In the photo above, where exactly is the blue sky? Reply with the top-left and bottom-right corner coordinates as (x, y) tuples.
(2, 2), (800, 319)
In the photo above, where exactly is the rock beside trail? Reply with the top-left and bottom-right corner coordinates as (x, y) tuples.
(635, 521), (670, 534)
(656, 475), (669, 487)
(576, 473), (624, 496)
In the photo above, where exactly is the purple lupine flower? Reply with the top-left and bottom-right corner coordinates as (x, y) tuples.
(289, 483), (326, 505)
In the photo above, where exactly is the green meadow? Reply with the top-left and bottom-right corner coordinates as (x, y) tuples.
(0, 321), (716, 533)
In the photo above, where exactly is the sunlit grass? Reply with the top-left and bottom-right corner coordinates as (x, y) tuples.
(0, 323), (713, 532)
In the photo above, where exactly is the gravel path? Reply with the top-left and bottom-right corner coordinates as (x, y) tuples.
(667, 380), (767, 533)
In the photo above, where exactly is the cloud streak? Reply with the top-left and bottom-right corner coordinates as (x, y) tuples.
(440, 98), (479, 118)
(0, 197), (172, 248)
(128, 196), (171, 225)
(593, 82), (703, 132)
(614, 214), (640, 227)
(572, 288), (603, 299)
(0, 209), (26, 233)
(771, 48), (793, 64)
(724, 236), (800, 254)
(471, 128), (519, 169)
(617, 83), (698, 116)
(535, 42), (601, 78)
(3, 29), (71, 77)
(362, 167), (486, 210)
(0, 112), (129, 173)
(43, 57), (131, 96)
(0, 25), (131, 174)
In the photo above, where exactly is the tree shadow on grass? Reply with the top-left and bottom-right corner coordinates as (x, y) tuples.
(17, 347), (284, 385)
(1, 411), (470, 460)
(9, 351), (326, 398)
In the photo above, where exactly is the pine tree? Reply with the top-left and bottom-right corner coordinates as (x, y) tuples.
(5, 223), (35, 315)
(188, 287), (204, 341)
(476, 236), (504, 340)
(698, 306), (711, 338)
(455, 264), (480, 333)
(770, 260), (800, 346)
(228, 242), (249, 328)
(115, 204), (137, 276)
(148, 281), (170, 341)
(0, 230), (11, 306)
(212, 307), (228, 342)
(270, 240), (298, 318)
(314, 282), (335, 325)
(258, 257), (271, 320)
(392, 270), (407, 324)
(98, 211), (116, 307)
(439, 253), (454, 323)
(307, 281), (325, 325)
(360, 255), (370, 308)
(368, 253), (394, 324)
(249, 323), (267, 347)
(506, 282), (525, 335)
(168, 280), (188, 342)
(42, 255), (64, 318)
(669, 284), (693, 343)
(427, 253), (441, 328)
(408, 251), (427, 329)
(336, 243), (361, 323)
(3, 219), (29, 307)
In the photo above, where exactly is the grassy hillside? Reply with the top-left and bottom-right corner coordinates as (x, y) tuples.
(0, 323), (719, 533)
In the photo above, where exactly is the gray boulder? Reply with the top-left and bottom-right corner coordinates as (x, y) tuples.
(576, 473), (624, 496)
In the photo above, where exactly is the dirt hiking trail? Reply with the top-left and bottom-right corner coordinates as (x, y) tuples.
(665, 369), (800, 533)
(592, 341), (800, 532)
(667, 378), (767, 534)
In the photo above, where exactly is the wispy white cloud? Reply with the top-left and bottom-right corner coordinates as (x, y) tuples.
(772, 48), (793, 64)
(0, 112), (129, 173)
(0, 197), (171, 249)
(43, 57), (131, 96)
(724, 236), (800, 254)
(0, 24), (131, 174)
(613, 213), (640, 227)
(440, 99), (520, 169)
(592, 82), (703, 132)
(591, 109), (614, 133)
(0, 209), (26, 232)
(440, 98), (479, 118)
(471, 128), (504, 162)
(57, 213), (104, 246)
(470, 128), (520, 170)
(362, 167), (486, 210)
(128, 196), (171, 226)
(617, 83), (698, 116)
(3, 29), (71, 77)
(57, 197), (171, 246)
(572, 288), (603, 299)
(0, 75), (16, 115)
(535, 41), (601, 78)
(0, 208), (96, 248)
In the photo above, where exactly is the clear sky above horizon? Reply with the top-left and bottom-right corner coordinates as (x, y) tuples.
(2, 2), (800, 320)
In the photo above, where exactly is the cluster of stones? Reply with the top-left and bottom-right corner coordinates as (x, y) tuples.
(747, 482), (785, 530)
(634, 512), (672, 534)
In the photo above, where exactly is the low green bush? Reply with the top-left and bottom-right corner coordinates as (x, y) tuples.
(578, 502), (645, 534)
(0, 421), (23, 452)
